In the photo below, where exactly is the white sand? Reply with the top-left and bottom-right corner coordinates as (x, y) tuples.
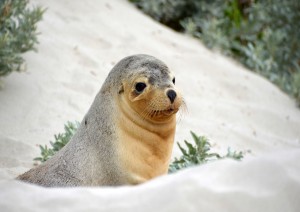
(0, 0), (300, 211)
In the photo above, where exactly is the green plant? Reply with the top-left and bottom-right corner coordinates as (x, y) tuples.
(34, 121), (80, 162)
(169, 131), (243, 173)
(0, 0), (44, 77)
(129, 0), (196, 31)
(130, 0), (300, 105)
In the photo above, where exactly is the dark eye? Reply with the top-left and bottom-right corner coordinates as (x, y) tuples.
(135, 82), (147, 93)
(172, 77), (175, 85)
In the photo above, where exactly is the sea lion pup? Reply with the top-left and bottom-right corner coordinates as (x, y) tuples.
(17, 54), (183, 187)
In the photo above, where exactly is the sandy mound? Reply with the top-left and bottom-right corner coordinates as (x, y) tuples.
(0, 0), (299, 211)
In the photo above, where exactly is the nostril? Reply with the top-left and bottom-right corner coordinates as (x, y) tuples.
(167, 90), (177, 103)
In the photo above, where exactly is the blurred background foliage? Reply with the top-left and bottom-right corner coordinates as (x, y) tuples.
(130, 0), (300, 105)
(0, 0), (44, 77)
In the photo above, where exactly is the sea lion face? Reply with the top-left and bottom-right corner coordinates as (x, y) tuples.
(121, 66), (182, 123)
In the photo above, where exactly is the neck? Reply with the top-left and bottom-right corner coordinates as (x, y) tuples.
(115, 95), (176, 184)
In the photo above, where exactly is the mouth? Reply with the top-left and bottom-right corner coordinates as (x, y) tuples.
(150, 107), (178, 117)
(163, 108), (176, 114)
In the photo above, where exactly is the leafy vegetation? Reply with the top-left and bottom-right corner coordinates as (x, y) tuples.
(169, 131), (243, 173)
(0, 0), (44, 77)
(34, 121), (80, 162)
(130, 0), (300, 105)
(35, 122), (244, 173)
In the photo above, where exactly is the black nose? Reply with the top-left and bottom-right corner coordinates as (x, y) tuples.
(167, 90), (177, 103)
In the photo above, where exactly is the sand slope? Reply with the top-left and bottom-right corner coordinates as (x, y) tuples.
(0, 0), (300, 211)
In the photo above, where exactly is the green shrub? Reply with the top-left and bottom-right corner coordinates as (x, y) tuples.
(169, 131), (244, 173)
(130, 0), (300, 105)
(34, 121), (80, 162)
(130, 0), (196, 31)
(34, 121), (244, 173)
(0, 0), (44, 77)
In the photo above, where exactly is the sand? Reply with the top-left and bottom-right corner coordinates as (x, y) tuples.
(0, 0), (300, 211)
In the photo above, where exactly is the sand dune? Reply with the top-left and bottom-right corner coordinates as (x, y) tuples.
(0, 0), (300, 211)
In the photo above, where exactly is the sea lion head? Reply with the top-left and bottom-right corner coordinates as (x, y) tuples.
(109, 54), (182, 123)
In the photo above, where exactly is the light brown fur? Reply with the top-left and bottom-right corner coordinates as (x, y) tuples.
(17, 54), (182, 187)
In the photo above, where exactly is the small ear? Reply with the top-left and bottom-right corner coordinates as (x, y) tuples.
(118, 83), (124, 94)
